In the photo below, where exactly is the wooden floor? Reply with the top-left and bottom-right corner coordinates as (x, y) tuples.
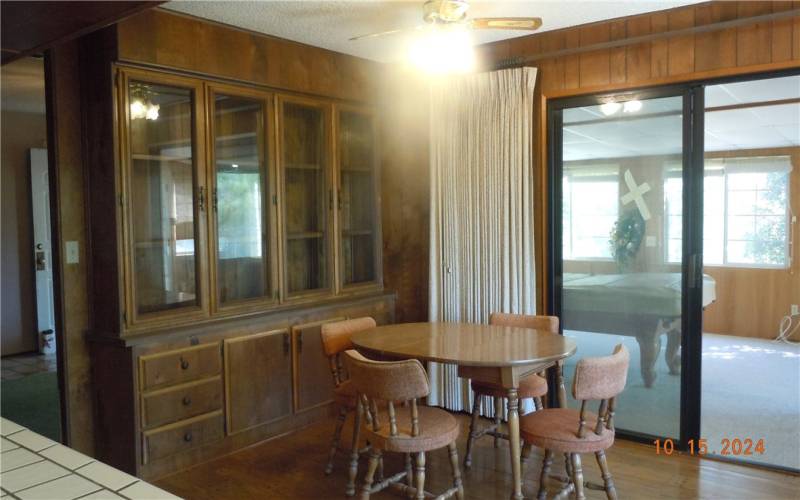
(156, 413), (800, 499)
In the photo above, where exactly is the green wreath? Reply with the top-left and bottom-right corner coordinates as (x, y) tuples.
(609, 209), (645, 271)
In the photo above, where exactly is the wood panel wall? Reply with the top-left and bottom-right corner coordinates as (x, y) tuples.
(115, 9), (381, 103)
(383, 1), (800, 323)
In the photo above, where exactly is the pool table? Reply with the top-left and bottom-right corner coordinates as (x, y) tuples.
(562, 272), (716, 387)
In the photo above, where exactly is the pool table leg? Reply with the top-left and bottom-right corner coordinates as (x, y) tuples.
(665, 327), (681, 375)
(636, 332), (661, 388)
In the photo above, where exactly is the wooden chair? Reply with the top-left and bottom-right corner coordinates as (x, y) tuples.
(463, 313), (560, 468)
(343, 349), (464, 500)
(320, 317), (377, 496)
(520, 344), (630, 500)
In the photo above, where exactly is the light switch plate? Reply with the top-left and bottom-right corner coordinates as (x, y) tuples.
(645, 236), (657, 247)
(65, 241), (79, 264)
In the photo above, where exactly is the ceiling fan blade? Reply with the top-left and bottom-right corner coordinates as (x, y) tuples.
(349, 26), (425, 42)
(470, 17), (543, 31)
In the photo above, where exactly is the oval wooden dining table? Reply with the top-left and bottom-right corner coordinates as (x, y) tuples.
(351, 322), (577, 500)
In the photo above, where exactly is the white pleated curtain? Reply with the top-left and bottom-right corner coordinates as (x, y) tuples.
(428, 67), (538, 416)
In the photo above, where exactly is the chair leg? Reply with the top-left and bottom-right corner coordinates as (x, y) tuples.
(405, 453), (413, 488)
(534, 396), (544, 411)
(325, 405), (348, 475)
(493, 396), (503, 448)
(346, 402), (363, 497)
(595, 450), (618, 500)
(464, 394), (481, 468)
(448, 442), (465, 500)
(570, 454), (586, 500)
(360, 449), (381, 500)
(537, 449), (553, 500)
(414, 452), (426, 500)
(521, 441), (533, 468)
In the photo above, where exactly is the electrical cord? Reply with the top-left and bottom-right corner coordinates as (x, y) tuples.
(776, 313), (800, 344)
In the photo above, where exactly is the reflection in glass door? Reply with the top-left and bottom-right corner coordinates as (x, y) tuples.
(698, 74), (799, 470)
(554, 93), (687, 439)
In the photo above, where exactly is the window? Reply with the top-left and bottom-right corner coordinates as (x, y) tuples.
(665, 156), (792, 267)
(217, 171), (264, 259)
(563, 164), (619, 260)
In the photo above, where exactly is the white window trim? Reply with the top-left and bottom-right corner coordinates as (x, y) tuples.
(664, 156), (792, 269)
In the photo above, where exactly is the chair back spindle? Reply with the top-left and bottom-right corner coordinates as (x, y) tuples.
(344, 350), (430, 438)
(320, 317), (377, 387)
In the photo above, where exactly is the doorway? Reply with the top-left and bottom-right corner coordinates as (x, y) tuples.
(548, 70), (800, 471)
(1, 56), (62, 441)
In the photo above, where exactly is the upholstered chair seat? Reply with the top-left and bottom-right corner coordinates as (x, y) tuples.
(333, 379), (358, 408)
(367, 406), (459, 453)
(520, 408), (614, 453)
(471, 373), (548, 400)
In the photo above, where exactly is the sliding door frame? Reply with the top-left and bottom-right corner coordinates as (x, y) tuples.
(546, 83), (704, 449)
(547, 67), (800, 459)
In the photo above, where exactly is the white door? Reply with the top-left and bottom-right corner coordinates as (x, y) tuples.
(30, 148), (56, 354)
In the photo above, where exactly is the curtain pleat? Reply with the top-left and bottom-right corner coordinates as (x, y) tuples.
(428, 68), (538, 416)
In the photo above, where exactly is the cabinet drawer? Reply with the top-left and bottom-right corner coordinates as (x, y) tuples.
(142, 377), (223, 429)
(140, 343), (221, 391)
(143, 411), (224, 464)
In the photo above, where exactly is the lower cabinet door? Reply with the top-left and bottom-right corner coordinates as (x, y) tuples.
(224, 329), (292, 434)
(292, 318), (343, 413)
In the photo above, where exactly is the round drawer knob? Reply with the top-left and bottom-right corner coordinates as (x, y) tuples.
(182, 396), (192, 406)
(180, 359), (189, 370)
(183, 432), (193, 442)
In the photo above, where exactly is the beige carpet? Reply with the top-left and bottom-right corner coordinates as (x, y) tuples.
(561, 331), (800, 470)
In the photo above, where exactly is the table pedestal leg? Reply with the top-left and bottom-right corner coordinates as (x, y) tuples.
(507, 388), (523, 500)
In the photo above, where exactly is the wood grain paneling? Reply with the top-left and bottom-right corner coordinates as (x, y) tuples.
(115, 9), (380, 103)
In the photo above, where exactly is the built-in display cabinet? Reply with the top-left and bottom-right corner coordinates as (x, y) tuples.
(114, 68), (382, 334)
(86, 65), (391, 479)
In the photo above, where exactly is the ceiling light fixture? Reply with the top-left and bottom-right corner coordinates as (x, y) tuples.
(408, 27), (475, 74)
(623, 100), (642, 113)
(130, 84), (160, 121)
(600, 101), (622, 116)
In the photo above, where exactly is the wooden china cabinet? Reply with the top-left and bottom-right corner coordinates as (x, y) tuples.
(87, 63), (392, 479)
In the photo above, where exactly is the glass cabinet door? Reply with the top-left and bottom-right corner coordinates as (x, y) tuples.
(210, 89), (274, 307)
(279, 98), (331, 296)
(337, 108), (379, 286)
(125, 75), (204, 318)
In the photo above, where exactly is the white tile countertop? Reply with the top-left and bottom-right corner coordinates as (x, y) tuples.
(0, 418), (180, 500)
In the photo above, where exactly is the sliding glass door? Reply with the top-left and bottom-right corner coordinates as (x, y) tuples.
(550, 71), (800, 468)
(551, 89), (694, 440)
(697, 74), (799, 470)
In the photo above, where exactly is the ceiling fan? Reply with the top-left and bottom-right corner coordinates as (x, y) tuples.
(349, 0), (543, 41)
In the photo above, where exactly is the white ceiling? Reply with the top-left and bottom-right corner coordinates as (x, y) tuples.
(563, 75), (800, 161)
(163, 0), (703, 63)
(1, 57), (46, 115)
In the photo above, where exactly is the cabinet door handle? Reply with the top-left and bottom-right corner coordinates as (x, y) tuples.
(182, 396), (192, 406)
(337, 188), (343, 210)
(180, 358), (190, 370)
(212, 188), (218, 213)
(198, 186), (206, 212)
(283, 332), (290, 355)
(298, 332), (303, 353)
(183, 432), (193, 442)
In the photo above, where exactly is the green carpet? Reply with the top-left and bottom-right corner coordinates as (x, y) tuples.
(1, 372), (61, 441)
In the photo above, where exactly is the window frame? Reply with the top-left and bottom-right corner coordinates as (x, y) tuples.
(664, 157), (792, 269)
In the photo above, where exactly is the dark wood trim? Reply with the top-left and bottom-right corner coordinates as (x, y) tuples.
(493, 8), (800, 69)
(43, 48), (69, 446)
(1, 1), (161, 65)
